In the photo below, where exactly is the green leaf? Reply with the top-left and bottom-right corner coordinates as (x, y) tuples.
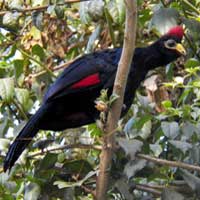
(5, 44), (17, 59)
(0, 138), (10, 151)
(32, 44), (45, 60)
(54, 171), (96, 189)
(62, 159), (93, 175)
(133, 115), (152, 130)
(177, 89), (191, 105)
(24, 182), (41, 200)
(161, 121), (180, 139)
(88, 123), (102, 137)
(13, 59), (24, 79)
(106, 0), (125, 25)
(150, 144), (162, 157)
(116, 0), (125, 24)
(183, 18), (200, 40)
(162, 100), (172, 109)
(0, 118), (9, 138)
(2, 12), (20, 30)
(8, 0), (23, 9)
(104, 7), (116, 46)
(124, 159), (147, 179)
(0, 78), (14, 103)
(38, 153), (57, 170)
(79, 2), (92, 24)
(169, 140), (192, 154)
(15, 88), (33, 112)
(0, 61), (10, 69)
(88, 0), (104, 21)
(54, 5), (65, 19)
(185, 58), (200, 68)
(117, 138), (143, 159)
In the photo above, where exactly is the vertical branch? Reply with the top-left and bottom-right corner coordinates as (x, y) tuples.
(96, 0), (137, 199)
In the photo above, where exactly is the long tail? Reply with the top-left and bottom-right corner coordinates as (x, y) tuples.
(4, 105), (47, 172)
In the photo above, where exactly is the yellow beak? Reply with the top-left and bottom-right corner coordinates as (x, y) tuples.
(175, 43), (186, 56)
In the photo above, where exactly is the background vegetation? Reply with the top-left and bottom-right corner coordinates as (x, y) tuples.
(0, 0), (200, 199)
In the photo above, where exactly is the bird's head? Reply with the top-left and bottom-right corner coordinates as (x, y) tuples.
(157, 26), (186, 58)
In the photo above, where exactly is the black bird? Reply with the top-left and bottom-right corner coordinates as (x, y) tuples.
(4, 26), (186, 172)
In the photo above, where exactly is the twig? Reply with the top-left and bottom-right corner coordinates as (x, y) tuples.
(0, 0), (90, 16)
(96, 1), (137, 199)
(72, 175), (96, 197)
(27, 59), (75, 79)
(136, 183), (192, 195)
(135, 184), (161, 196)
(182, 0), (200, 15)
(137, 153), (200, 172)
(28, 143), (102, 157)
(18, 48), (56, 78)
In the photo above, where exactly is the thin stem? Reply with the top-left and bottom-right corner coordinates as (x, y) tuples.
(182, 0), (200, 15)
(18, 48), (56, 78)
(135, 184), (161, 196)
(28, 143), (102, 157)
(137, 153), (200, 172)
(0, 0), (90, 16)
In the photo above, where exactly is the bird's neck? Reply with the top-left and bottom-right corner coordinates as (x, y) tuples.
(129, 44), (170, 87)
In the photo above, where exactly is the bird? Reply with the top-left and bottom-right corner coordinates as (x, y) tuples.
(3, 26), (186, 172)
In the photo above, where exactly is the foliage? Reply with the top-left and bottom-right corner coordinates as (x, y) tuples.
(0, 0), (200, 199)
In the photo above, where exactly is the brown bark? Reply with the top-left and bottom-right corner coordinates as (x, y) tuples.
(96, 1), (137, 199)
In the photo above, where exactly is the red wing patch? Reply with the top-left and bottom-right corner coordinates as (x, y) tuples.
(71, 73), (100, 89)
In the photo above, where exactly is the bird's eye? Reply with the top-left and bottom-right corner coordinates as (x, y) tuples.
(165, 39), (176, 48)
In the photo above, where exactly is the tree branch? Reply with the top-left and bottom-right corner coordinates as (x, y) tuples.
(96, 1), (137, 199)
(137, 153), (200, 172)
(0, 0), (89, 16)
(135, 184), (161, 196)
(28, 143), (102, 158)
(135, 183), (192, 196)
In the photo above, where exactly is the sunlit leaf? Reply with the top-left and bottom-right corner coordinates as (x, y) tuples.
(24, 182), (41, 200)
(2, 12), (20, 30)
(0, 78), (14, 103)
(15, 88), (33, 112)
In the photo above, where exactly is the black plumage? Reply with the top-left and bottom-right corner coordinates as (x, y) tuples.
(4, 26), (186, 172)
